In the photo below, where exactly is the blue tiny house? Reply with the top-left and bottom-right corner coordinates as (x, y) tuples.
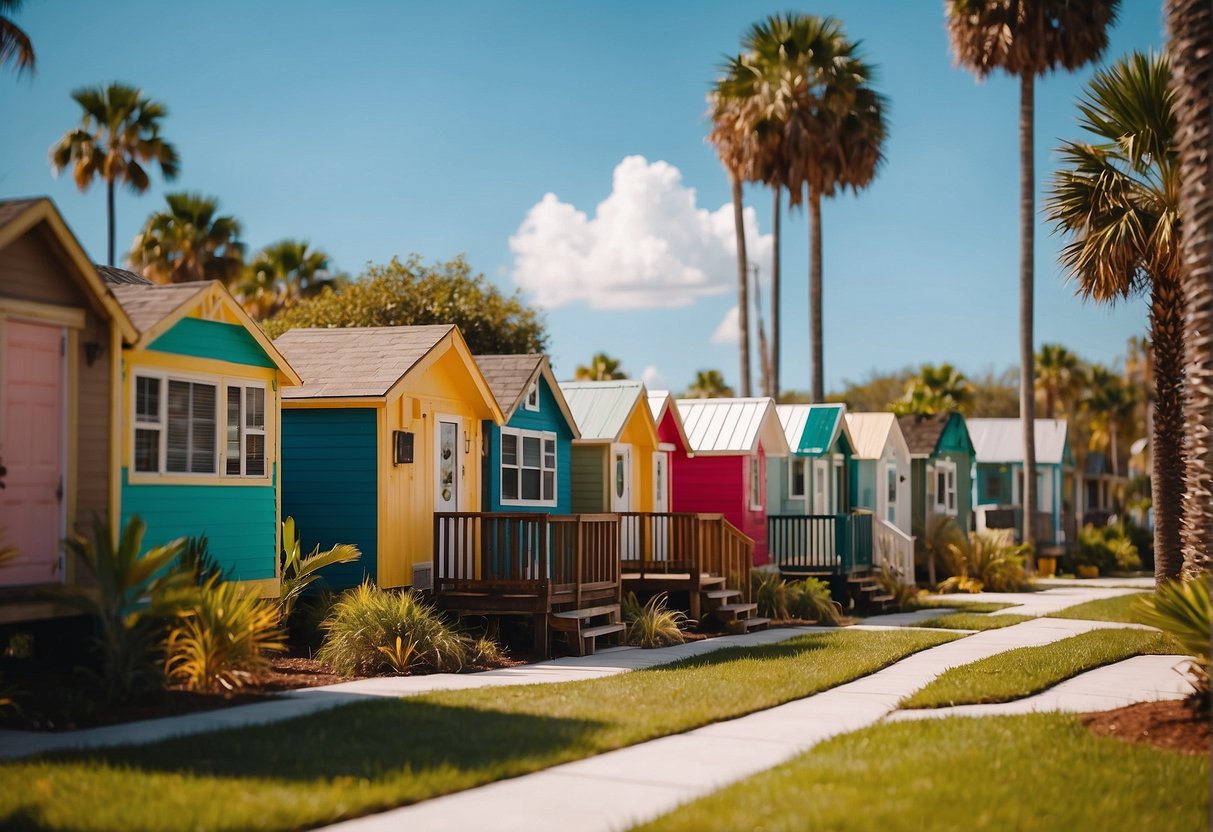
(768, 404), (854, 516)
(475, 354), (579, 514)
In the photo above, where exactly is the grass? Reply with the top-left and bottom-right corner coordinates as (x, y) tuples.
(0, 628), (955, 832)
(631, 713), (1207, 832)
(910, 599), (1016, 613)
(902, 628), (1174, 709)
(1048, 591), (1153, 624)
(910, 612), (1035, 631)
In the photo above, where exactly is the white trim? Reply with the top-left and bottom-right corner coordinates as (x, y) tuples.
(523, 380), (540, 412)
(933, 459), (958, 516)
(885, 461), (898, 526)
(788, 457), (807, 500)
(435, 413), (463, 512)
(749, 453), (763, 511)
(499, 426), (557, 507)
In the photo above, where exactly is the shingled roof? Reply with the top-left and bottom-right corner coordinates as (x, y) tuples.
(896, 412), (952, 456)
(95, 264), (154, 286)
(108, 282), (210, 335)
(275, 325), (457, 399)
(0, 197), (42, 230)
(475, 354), (544, 413)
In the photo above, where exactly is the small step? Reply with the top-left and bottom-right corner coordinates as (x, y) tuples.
(742, 616), (770, 631)
(703, 588), (742, 601)
(698, 575), (727, 588)
(578, 622), (626, 657)
(870, 594), (895, 604)
(552, 604), (621, 621)
(714, 602), (758, 621)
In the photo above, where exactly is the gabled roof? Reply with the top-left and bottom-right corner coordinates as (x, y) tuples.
(647, 389), (692, 452)
(559, 380), (657, 445)
(0, 197), (137, 341)
(777, 403), (853, 457)
(109, 282), (210, 335)
(897, 411), (975, 458)
(675, 397), (790, 456)
(968, 418), (1071, 465)
(845, 412), (910, 461)
(474, 353), (579, 437)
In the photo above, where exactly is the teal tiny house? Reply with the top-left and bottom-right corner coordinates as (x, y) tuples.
(475, 354), (579, 514)
(898, 412), (976, 541)
(768, 404), (853, 516)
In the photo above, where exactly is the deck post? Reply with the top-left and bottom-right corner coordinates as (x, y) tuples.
(533, 612), (550, 659)
(574, 515), (584, 609)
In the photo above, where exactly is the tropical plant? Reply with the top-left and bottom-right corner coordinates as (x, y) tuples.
(49, 82), (179, 266)
(920, 513), (967, 587)
(178, 535), (225, 586)
(128, 192), (245, 285)
(750, 567), (789, 619)
(948, 0), (1120, 552)
(235, 239), (345, 320)
(317, 584), (469, 675)
(61, 517), (191, 700)
(1035, 344), (1086, 419)
(1083, 365), (1136, 479)
(164, 576), (286, 692)
(1167, 0), (1213, 578)
(940, 529), (1030, 593)
(787, 577), (844, 625)
(0, 0), (34, 74)
(574, 352), (627, 381)
(1073, 524), (1142, 574)
(621, 592), (686, 648)
(262, 255), (548, 355)
(277, 517), (361, 626)
(891, 363), (974, 416)
(874, 563), (923, 612)
(1134, 575), (1211, 704)
(1045, 51), (1184, 582)
(684, 369), (734, 399)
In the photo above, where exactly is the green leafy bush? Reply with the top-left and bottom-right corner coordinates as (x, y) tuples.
(165, 577), (286, 692)
(938, 529), (1031, 593)
(1073, 524), (1142, 574)
(317, 584), (469, 675)
(786, 577), (844, 625)
(622, 592), (687, 648)
(751, 567), (789, 619)
(278, 517), (361, 625)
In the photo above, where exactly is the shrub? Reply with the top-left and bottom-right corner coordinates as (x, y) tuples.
(1135, 576), (1211, 707)
(874, 564), (924, 611)
(278, 517), (361, 626)
(787, 578), (844, 625)
(622, 592), (687, 648)
(317, 584), (469, 675)
(751, 567), (789, 619)
(178, 535), (225, 585)
(165, 577), (286, 692)
(938, 529), (1031, 593)
(924, 514), (968, 580)
(1073, 524), (1142, 575)
(936, 575), (984, 594)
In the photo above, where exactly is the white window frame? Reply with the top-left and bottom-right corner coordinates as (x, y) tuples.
(885, 462), (898, 524)
(523, 380), (540, 412)
(749, 454), (763, 511)
(225, 381), (269, 478)
(933, 459), (958, 516)
(130, 369), (270, 481)
(788, 458), (807, 500)
(499, 426), (557, 507)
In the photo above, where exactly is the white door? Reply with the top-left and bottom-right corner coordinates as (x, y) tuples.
(435, 416), (461, 512)
(812, 460), (828, 515)
(610, 444), (632, 512)
(652, 452), (669, 513)
(0, 320), (67, 587)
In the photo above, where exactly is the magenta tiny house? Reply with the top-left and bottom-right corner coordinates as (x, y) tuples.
(665, 398), (789, 565)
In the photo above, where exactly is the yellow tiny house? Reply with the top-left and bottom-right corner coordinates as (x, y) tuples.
(275, 325), (503, 588)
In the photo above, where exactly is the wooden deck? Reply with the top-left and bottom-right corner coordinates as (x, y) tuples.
(767, 511), (874, 577)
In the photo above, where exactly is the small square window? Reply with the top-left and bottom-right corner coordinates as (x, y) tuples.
(524, 381), (539, 411)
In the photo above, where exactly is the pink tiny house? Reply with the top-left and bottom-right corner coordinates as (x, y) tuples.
(669, 398), (789, 564)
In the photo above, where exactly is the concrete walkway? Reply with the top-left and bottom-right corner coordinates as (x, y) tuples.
(887, 654), (1195, 721)
(921, 585), (1144, 617)
(323, 616), (1145, 832)
(1035, 576), (1155, 590)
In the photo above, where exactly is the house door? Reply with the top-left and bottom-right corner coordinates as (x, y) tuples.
(435, 416), (463, 575)
(812, 460), (829, 514)
(611, 445), (632, 512)
(0, 320), (66, 587)
(651, 451), (669, 561)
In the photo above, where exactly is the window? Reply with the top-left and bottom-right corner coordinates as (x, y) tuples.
(749, 455), (762, 510)
(886, 463), (898, 523)
(133, 372), (268, 479)
(934, 460), (958, 515)
(986, 470), (1003, 501)
(500, 428), (556, 505)
(524, 381), (539, 411)
(789, 459), (807, 499)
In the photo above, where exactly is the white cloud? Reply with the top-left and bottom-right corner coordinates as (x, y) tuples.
(640, 365), (667, 391)
(509, 156), (772, 310)
(710, 306), (740, 346)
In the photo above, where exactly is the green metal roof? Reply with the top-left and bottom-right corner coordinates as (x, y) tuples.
(778, 403), (852, 457)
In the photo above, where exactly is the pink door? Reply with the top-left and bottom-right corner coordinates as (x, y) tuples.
(0, 320), (65, 586)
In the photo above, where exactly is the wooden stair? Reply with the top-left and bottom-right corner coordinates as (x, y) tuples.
(550, 604), (625, 656)
(847, 571), (893, 613)
(700, 586), (769, 633)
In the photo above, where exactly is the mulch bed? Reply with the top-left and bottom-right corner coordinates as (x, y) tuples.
(1082, 699), (1211, 756)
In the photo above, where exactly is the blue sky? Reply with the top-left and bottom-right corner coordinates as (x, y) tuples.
(0, 1), (1164, 394)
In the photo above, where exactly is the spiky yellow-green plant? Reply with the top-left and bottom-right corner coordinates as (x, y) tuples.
(623, 592), (687, 648)
(1135, 575), (1211, 697)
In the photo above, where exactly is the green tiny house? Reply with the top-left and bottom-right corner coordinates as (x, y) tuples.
(897, 412), (976, 541)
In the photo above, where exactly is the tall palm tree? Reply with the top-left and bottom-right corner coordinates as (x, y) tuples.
(236, 239), (343, 320)
(891, 363), (974, 416)
(128, 192), (244, 285)
(0, 0), (34, 74)
(1084, 365), (1137, 480)
(1035, 343), (1086, 419)
(1166, 0), (1213, 577)
(574, 353), (627, 381)
(685, 369), (735, 399)
(947, 0), (1120, 552)
(1045, 52), (1184, 582)
(49, 82), (179, 266)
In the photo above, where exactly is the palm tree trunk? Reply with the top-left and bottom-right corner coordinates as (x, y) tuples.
(809, 187), (824, 403)
(1151, 277), (1187, 581)
(771, 185), (782, 400)
(1019, 71), (1038, 559)
(732, 174), (752, 398)
(106, 178), (116, 267)
(1169, 0), (1213, 578)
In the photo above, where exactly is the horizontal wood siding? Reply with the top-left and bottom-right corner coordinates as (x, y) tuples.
(0, 228), (88, 307)
(570, 444), (606, 513)
(940, 450), (974, 532)
(121, 468), (277, 580)
(75, 313), (111, 538)
(483, 376), (574, 513)
(281, 408), (378, 588)
(147, 318), (276, 368)
(670, 453), (768, 563)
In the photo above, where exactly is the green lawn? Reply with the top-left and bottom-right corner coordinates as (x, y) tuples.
(910, 599), (1016, 613)
(1048, 592), (1153, 624)
(0, 628), (955, 832)
(910, 612), (1035, 631)
(902, 628), (1174, 709)
(631, 713), (1207, 832)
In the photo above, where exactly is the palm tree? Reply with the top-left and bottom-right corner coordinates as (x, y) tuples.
(49, 82), (179, 266)
(236, 239), (344, 320)
(946, 0), (1120, 552)
(1166, 0), (1213, 577)
(891, 363), (974, 416)
(685, 370), (735, 399)
(574, 353), (627, 381)
(128, 192), (244, 285)
(1035, 344), (1086, 419)
(1084, 365), (1136, 480)
(1045, 52), (1183, 582)
(0, 0), (34, 74)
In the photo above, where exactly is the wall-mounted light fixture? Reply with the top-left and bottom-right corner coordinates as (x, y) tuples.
(84, 340), (106, 367)
(393, 431), (414, 465)
(464, 431), (471, 455)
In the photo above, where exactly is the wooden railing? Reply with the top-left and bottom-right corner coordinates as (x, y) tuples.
(549, 514), (621, 607)
(768, 511), (874, 575)
(619, 512), (701, 577)
(702, 514), (753, 603)
(874, 518), (915, 583)
(978, 506), (1059, 546)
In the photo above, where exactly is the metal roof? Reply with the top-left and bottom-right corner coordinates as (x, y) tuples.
(675, 397), (789, 456)
(276, 325), (454, 399)
(647, 389), (692, 451)
(845, 412), (909, 460)
(560, 380), (650, 443)
(777, 403), (849, 457)
(968, 418), (1070, 465)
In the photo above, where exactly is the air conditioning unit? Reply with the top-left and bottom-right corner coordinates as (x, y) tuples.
(412, 562), (433, 591)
